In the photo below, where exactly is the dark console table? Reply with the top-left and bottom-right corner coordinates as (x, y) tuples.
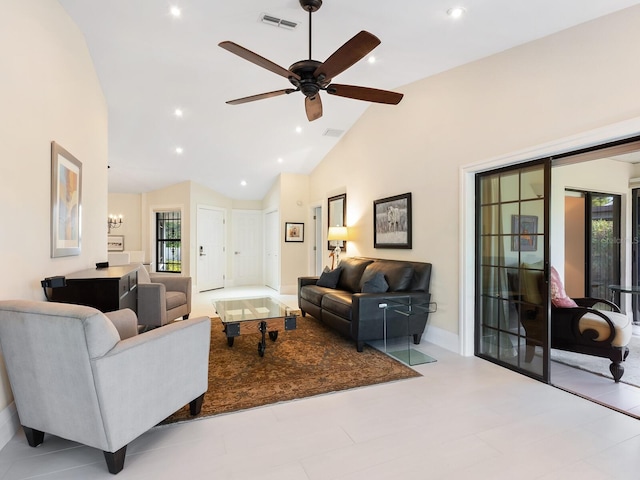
(50, 264), (138, 313)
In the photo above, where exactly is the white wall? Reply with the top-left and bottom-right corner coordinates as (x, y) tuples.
(0, 0), (107, 444)
(307, 5), (640, 348)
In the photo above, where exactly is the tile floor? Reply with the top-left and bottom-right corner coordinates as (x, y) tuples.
(0, 287), (639, 479)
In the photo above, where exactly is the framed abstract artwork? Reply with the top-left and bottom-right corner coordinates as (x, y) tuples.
(50, 142), (82, 257)
(511, 214), (538, 251)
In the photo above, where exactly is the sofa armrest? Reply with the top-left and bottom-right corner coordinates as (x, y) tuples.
(298, 276), (319, 288)
(104, 309), (138, 340)
(92, 316), (211, 451)
(137, 282), (167, 326)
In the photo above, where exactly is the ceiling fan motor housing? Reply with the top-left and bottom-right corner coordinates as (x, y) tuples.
(289, 60), (330, 98)
(299, 0), (322, 12)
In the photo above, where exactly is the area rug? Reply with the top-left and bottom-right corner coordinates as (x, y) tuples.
(551, 334), (640, 387)
(161, 315), (421, 424)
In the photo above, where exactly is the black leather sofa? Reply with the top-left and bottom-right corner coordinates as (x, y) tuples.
(298, 257), (433, 351)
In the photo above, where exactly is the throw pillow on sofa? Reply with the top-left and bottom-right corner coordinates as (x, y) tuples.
(317, 266), (343, 289)
(361, 272), (389, 293)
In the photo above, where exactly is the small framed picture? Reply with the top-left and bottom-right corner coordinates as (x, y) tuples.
(108, 235), (125, 252)
(285, 222), (304, 242)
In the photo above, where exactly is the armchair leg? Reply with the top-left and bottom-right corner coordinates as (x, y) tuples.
(190, 393), (205, 415)
(412, 333), (421, 345)
(104, 446), (127, 474)
(183, 314), (189, 320)
(23, 426), (44, 447)
(356, 341), (364, 352)
(610, 362), (625, 383)
(609, 346), (629, 383)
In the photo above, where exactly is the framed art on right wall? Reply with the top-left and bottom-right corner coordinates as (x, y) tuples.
(373, 192), (412, 249)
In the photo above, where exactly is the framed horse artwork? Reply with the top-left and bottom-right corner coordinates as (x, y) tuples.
(373, 192), (412, 249)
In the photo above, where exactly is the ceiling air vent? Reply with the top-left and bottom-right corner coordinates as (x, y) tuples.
(260, 13), (298, 30)
(323, 129), (344, 138)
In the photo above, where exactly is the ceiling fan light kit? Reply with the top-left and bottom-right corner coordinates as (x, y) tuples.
(219, 0), (403, 121)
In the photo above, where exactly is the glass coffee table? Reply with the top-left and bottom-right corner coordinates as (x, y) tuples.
(213, 296), (297, 357)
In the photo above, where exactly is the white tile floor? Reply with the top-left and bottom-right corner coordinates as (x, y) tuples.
(1, 287), (639, 479)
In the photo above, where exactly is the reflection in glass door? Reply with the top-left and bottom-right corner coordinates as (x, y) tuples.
(476, 160), (550, 382)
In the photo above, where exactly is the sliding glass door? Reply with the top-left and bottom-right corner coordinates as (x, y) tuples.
(476, 159), (550, 382)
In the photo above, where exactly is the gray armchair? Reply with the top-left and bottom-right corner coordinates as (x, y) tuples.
(0, 300), (211, 474)
(136, 264), (192, 327)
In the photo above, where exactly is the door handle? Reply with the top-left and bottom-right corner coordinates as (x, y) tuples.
(234, 251), (240, 255)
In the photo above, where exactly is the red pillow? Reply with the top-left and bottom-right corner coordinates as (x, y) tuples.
(550, 266), (578, 308)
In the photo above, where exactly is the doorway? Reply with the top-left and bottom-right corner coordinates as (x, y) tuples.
(231, 210), (263, 286)
(564, 190), (621, 304)
(196, 206), (225, 292)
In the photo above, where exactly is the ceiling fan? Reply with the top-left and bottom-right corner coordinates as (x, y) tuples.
(219, 0), (403, 122)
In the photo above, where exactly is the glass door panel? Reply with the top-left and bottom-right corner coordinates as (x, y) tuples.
(476, 160), (550, 382)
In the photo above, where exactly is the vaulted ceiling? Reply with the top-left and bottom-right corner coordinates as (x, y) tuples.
(58, 0), (640, 200)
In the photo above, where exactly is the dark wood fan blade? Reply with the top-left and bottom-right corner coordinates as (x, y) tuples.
(219, 41), (300, 81)
(226, 89), (296, 105)
(314, 31), (380, 81)
(327, 84), (403, 105)
(305, 95), (323, 121)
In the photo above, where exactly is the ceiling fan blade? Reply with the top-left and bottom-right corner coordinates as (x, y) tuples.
(327, 84), (403, 105)
(219, 41), (300, 81)
(305, 95), (323, 122)
(226, 89), (296, 105)
(314, 31), (381, 81)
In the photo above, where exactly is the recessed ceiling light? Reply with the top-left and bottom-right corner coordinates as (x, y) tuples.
(174, 108), (183, 117)
(170, 6), (181, 18)
(295, 126), (302, 134)
(240, 180), (247, 186)
(175, 147), (183, 154)
(368, 56), (376, 64)
(447, 6), (466, 19)
(277, 158), (283, 163)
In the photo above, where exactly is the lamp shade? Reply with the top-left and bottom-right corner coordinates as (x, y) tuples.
(327, 226), (348, 241)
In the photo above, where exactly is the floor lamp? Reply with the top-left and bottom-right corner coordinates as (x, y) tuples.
(327, 226), (348, 269)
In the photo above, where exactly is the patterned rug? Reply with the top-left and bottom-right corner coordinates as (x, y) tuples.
(161, 315), (421, 424)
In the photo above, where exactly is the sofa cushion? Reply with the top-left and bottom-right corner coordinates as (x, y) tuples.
(361, 272), (389, 293)
(317, 266), (343, 289)
(337, 257), (373, 293)
(321, 291), (353, 320)
(359, 261), (414, 292)
(300, 285), (336, 306)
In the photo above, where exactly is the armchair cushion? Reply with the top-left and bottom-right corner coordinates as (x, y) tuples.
(580, 310), (631, 347)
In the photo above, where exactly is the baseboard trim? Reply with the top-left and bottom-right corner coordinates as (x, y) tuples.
(422, 324), (462, 355)
(0, 402), (19, 450)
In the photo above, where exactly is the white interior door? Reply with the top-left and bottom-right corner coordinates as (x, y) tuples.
(196, 206), (225, 292)
(264, 210), (279, 290)
(232, 210), (263, 286)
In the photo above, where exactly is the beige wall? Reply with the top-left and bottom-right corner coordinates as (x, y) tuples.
(307, 6), (640, 340)
(0, 0), (107, 433)
(108, 193), (142, 252)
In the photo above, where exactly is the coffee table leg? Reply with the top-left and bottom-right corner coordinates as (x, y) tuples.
(268, 331), (278, 341)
